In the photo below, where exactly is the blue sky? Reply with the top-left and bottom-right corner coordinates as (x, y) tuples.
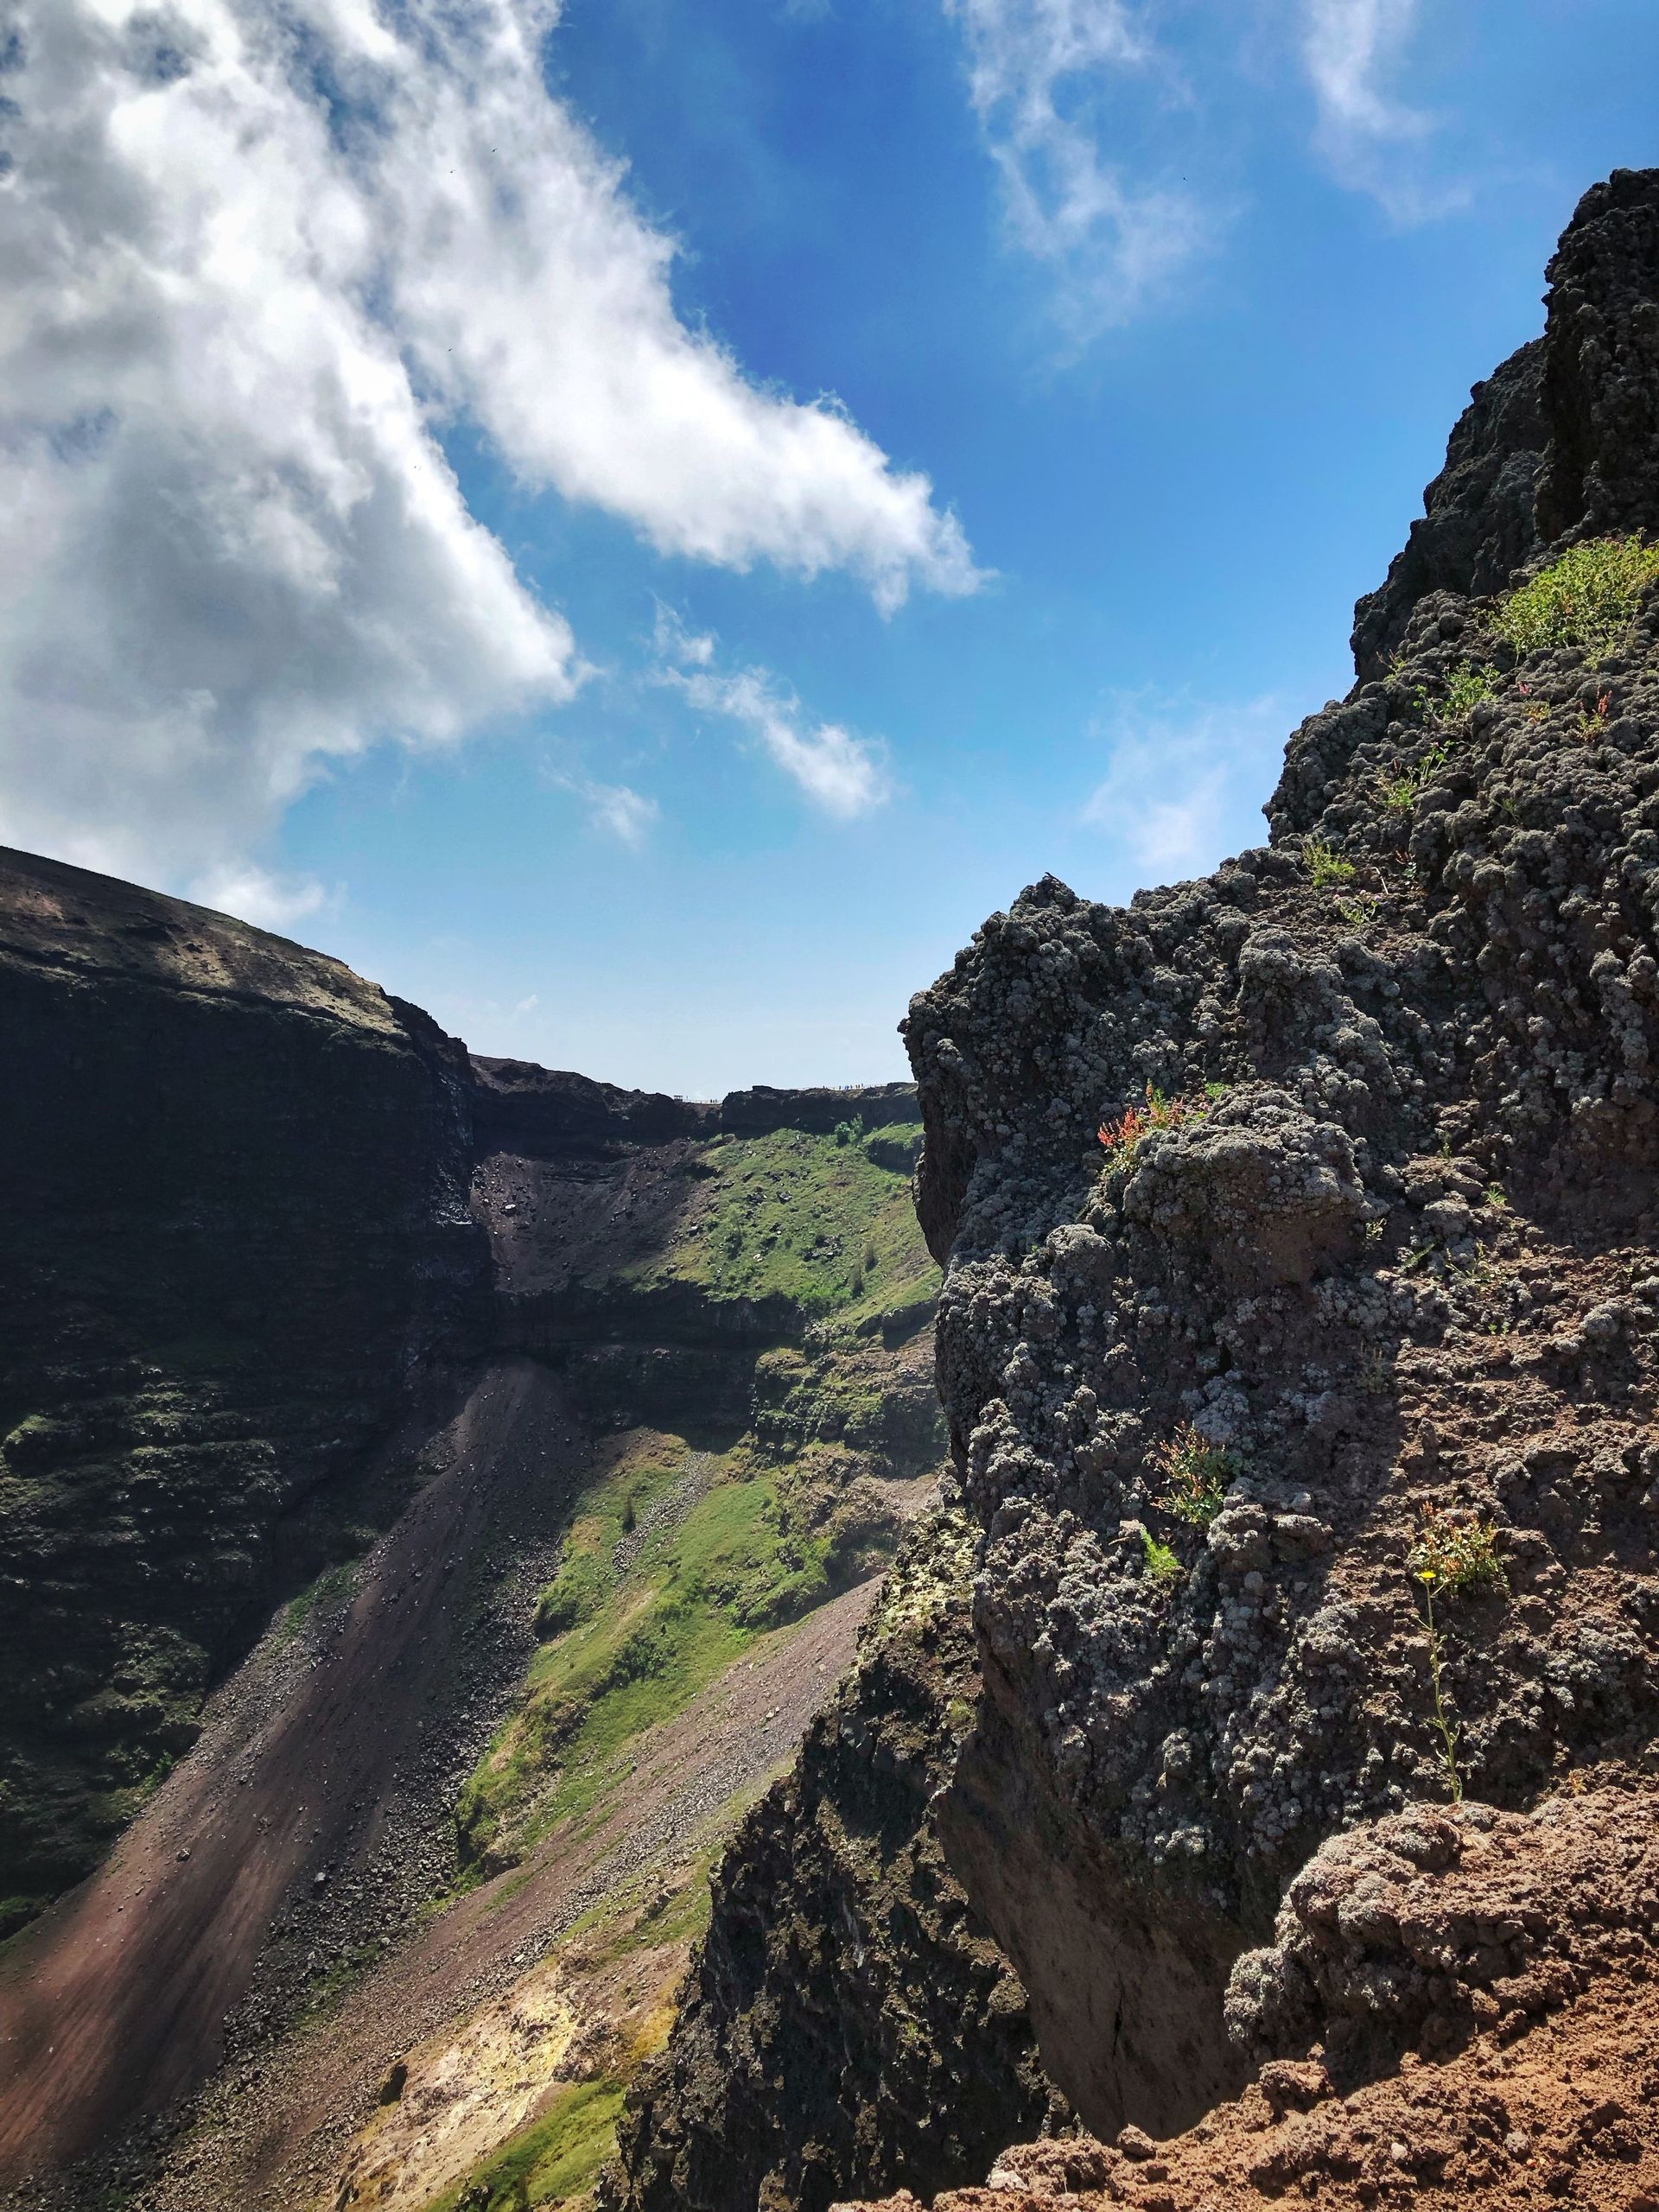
(4, 0), (1656, 1092)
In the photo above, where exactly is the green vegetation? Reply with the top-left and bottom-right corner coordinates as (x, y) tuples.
(1407, 1503), (1504, 1807)
(1151, 1423), (1236, 1529)
(1491, 535), (1659, 661)
(1300, 836), (1355, 887)
(1096, 1082), (1226, 1172)
(1408, 1503), (1503, 1598)
(1139, 1527), (1183, 1594)
(457, 1447), (842, 1872)
(1376, 741), (1451, 812)
(628, 1125), (938, 1324)
(1431, 660), (1499, 723)
(423, 2077), (627, 2212)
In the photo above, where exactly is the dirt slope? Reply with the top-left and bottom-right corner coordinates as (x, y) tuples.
(160, 1580), (881, 2212)
(0, 1357), (581, 2191)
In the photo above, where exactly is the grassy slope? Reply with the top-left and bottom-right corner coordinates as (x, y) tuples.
(435, 1122), (942, 2203)
(620, 1124), (938, 1322)
(456, 1124), (939, 1880)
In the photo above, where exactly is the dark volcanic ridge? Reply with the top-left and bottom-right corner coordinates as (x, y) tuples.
(609, 166), (1659, 2212)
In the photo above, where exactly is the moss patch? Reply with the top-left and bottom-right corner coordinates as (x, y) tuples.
(623, 1127), (937, 1321)
(455, 1453), (838, 1873)
(419, 2076), (626, 2212)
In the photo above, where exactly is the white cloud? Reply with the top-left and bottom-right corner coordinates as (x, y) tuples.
(0, 0), (976, 896)
(188, 861), (336, 934)
(657, 621), (889, 819)
(1083, 691), (1287, 880)
(549, 770), (661, 849)
(1300, 0), (1453, 220)
(944, 0), (1211, 344)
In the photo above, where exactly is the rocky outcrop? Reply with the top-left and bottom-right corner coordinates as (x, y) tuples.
(618, 167), (1659, 2208)
(0, 849), (488, 1913)
(899, 163), (1659, 2140)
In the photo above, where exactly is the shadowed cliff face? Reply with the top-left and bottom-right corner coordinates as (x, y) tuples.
(0, 883), (953, 2204)
(0, 848), (489, 1916)
(615, 167), (1659, 2208)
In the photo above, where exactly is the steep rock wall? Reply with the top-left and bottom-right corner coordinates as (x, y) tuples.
(0, 849), (488, 1914)
(612, 1510), (1060, 2212)
(901, 166), (1659, 2138)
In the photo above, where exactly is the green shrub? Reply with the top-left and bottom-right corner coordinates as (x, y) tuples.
(1433, 661), (1499, 723)
(1151, 1423), (1236, 1528)
(1300, 836), (1355, 887)
(1491, 536), (1659, 661)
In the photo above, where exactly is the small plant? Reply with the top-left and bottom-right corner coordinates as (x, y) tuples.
(1408, 1502), (1503, 1598)
(1522, 700), (1551, 724)
(1575, 690), (1614, 740)
(1484, 1182), (1509, 1211)
(1376, 742), (1451, 813)
(1335, 893), (1378, 930)
(1492, 537), (1659, 661)
(1096, 1082), (1212, 1168)
(833, 1116), (864, 1147)
(1433, 661), (1499, 724)
(1301, 836), (1356, 887)
(1140, 1526), (1184, 1595)
(1151, 1423), (1236, 1528)
(1406, 1505), (1501, 1807)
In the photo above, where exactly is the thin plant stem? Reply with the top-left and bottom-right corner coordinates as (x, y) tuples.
(1421, 1580), (1463, 1805)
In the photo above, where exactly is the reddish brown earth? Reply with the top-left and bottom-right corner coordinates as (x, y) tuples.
(842, 1980), (1659, 2212)
(841, 1785), (1659, 2212)
(0, 1357), (585, 2194)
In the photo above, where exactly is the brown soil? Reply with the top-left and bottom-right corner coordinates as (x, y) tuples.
(846, 1975), (1659, 2212)
(841, 1784), (1659, 2212)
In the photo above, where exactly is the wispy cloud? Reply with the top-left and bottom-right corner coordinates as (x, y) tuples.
(1082, 690), (1288, 880)
(656, 619), (890, 819)
(1299, 0), (1458, 221)
(944, 0), (1211, 346)
(0, 0), (977, 899)
(188, 862), (339, 936)
(547, 771), (662, 849)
